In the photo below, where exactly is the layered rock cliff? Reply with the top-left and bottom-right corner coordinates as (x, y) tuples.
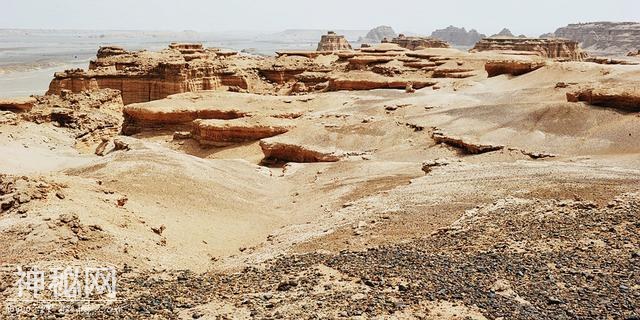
(471, 37), (588, 60)
(431, 26), (486, 47)
(382, 34), (450, 50)
(546, 22), (640, 54)
(48, 44), (261, 105)
(316, 32), (353, 51)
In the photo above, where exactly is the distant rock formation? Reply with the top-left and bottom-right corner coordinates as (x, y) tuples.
(545, 22), (640, 54)
(491, 28), (515, 38)
(382, 34), (450, 50)
(316, 31), (353, 51)
(431, 26), (486, 46)
(471, 37), (587, 60)
(359, 26), (397, 44)
(629, 50), (640, 56)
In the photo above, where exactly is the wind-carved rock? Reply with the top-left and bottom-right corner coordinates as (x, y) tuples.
(567, 83), (640, 112)
(316, 31), (353, 51)
(192, 117), (294, 146)
(432, 131), (504, 154)
(46, 39), (486, 107)
(485, 58), (546, 77)
(471, 37), (587, 60)
(383, 34), (450, 50)
(0, 97), (37, 112)
(48, 44), (253, 105)
(259, 140), (342, 163)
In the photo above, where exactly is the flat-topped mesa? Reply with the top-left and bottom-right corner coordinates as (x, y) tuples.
(317, 31), (353, 51)
(470, 37), (587, 61)
(48, 43), (254, 105)
(382, 34), (450, 50)
(96, 46), (129, 59)
(168, 42), (206, 55)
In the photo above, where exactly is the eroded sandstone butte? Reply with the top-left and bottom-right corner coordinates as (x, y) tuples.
(316, 31), (353, 51)
(383, 34), (450, 50)
(48, 44), (258, 105)
(471, 37), (587, 60)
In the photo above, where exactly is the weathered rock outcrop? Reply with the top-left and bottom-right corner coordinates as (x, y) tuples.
(328, 78), (435, 91)
(192, 117), (294, 146)
(47, 41), (488, 105)
(0, 175), (56, 213)
(546, 22), (640, 54)
(359, 26), (397, 44)
(432, 131), (504, 154)
(485, 58), (546, 77)
(471, 37), (587, 60)
(95, 46), (128, 59)
(628, 50), (640, 57)
(259, 140), (341, 163)
(584, 56), (639, 65)
(317, 32), (353, 51)
(567, 83), (640, 112)
(431, 26), (486, 46)
(4, 89), (124, 150)
(48, 44), (257, 105)
(122, 92), (306, 135)
(0, 97), (36, 112)
(383, 34), (450, 50)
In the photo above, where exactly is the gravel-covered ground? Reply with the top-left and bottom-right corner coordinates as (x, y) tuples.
(5, 193), (635, 319)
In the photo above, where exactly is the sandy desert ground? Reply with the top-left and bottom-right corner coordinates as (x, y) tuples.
(0, 40), (639, 320)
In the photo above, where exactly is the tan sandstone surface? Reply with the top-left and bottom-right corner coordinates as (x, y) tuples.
(1, 40), (639, 319)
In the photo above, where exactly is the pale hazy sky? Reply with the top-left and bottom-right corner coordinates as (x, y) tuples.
(2, 0), (639, 36)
